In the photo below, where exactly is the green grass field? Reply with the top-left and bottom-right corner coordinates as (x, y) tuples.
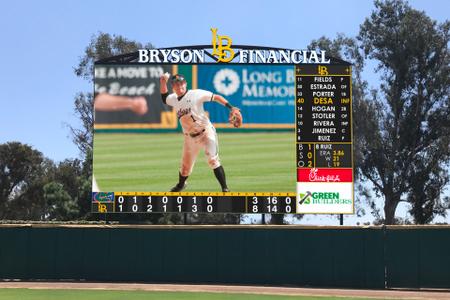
(0, 289), (393, 300)
(93, 132), (296, 192)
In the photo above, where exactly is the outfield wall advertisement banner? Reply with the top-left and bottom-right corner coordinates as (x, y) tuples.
(197, 65), (295, 127)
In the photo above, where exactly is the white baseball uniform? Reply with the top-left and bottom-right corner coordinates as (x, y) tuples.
(166, 89), (221, 176)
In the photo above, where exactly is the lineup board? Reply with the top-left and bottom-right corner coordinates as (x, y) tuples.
(295, 65), (354, 214)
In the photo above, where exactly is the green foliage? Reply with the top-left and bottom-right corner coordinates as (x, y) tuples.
(56, 158), (97, 220)
(69, 92), (94, 156)
(308, 33), (364, 75)
(357, 0), (450, 224)
(306, 1), (450, 225)
(43, 182), (78, 220)
(74, 32), (153, 82)
(0, 142), (47, 219)
(0, 141), (96, 221)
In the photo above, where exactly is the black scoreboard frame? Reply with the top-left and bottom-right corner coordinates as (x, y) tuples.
(92, 45), (352, 215)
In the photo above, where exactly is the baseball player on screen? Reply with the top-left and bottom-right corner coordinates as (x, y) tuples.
(160, 73), (242, 192)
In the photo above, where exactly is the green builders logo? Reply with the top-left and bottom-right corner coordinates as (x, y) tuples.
(299, 191), (351, 205)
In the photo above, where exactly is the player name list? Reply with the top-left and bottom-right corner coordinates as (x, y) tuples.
(295, 65), (352, 169)
(296, 65), (351, 143)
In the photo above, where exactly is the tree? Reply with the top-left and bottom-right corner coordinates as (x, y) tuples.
(357, 0), (450, 224)
(52, 158), (92, 219)
(0, 142), (91, 221)
(0, 142), (49, 219)
(78, 148), (95, 217)
(43, 182), (79, 220)
(70, 92), (94, 157)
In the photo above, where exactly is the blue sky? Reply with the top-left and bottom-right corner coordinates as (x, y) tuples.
(0, 0), (448, 224)
(0, 0), (448, 162)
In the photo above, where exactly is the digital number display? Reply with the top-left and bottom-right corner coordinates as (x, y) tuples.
(92, 192), (297, 214)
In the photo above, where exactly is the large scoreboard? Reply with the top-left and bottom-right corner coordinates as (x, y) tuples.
(92, 46), (353, 215)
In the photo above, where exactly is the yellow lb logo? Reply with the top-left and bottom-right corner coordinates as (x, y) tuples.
(211, 28), (235, 63)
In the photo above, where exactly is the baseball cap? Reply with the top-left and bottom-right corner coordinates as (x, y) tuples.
(170, 74), (186, 83)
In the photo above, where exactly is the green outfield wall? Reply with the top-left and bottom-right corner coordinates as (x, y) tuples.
(0, 225), (449, 289)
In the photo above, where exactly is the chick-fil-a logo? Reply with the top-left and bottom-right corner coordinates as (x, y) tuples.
(308, 168), (341, 182)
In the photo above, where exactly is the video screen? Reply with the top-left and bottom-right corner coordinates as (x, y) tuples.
(92, 63), (298, 213)
(92, 59), (353, 214)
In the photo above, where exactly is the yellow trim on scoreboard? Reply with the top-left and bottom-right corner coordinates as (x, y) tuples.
(350, 66), (355, 215)
(115, 192), (135, 196)
(297, 74), (351, 77)
(296, 142), (352, 144)
(113, 192), (296, 197)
